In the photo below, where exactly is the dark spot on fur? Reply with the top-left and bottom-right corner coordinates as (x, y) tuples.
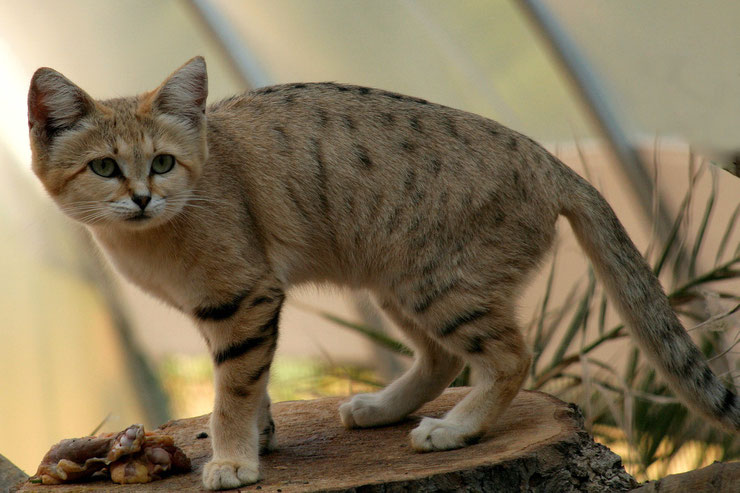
(383, 112), (395, 126)
(196, 432), (208, 439)
(344, 115), (356, 131)
(284, 93), (295, 104)
(466, 336), (486, 354)
(404, 168), (417, 192)
(251, 296), (273, 307)
(401, 140), (415, 152)
(358, 87), (371, 95)
(312, 138), (331, 215)
(413, 278), (459, 313)
(229, 385), (250, 397)
(410, 115), (422, 132)
(249, 361), (272, 383)
(719, 387), (737, 416)
(259, 301), (284, 335)
(194, 289), (251, 321)
(357, 145), (372, 168)
(438, 308), (490, 337)
(431, 157), (443, 176)
(444, 116), (459, 139)
(213, 334), (272, 365)
(291, 83), (307, 89)
(337, 86), (349, 92)
(699, 366), (714, 387)
(274, 126), (289, 148)
(317, 108), (329, 127)
(286, 184), (312, 221)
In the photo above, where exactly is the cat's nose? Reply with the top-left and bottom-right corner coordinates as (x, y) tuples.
(132, 194), (151, 210)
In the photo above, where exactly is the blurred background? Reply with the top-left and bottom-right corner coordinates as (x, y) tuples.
(1, 0), (738, 482)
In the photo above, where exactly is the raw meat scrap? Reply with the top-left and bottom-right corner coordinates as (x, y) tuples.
(31, 424), (190, 485)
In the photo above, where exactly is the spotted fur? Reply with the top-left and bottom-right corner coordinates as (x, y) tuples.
(28, 57), (738, 490)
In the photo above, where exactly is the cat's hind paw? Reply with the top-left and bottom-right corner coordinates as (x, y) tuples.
(202, 458), (259, 490)
(410, 417), (481, 452)
(339, 393), (395, 428)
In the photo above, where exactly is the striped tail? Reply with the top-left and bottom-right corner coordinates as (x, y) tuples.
(558, 165), (739, 431)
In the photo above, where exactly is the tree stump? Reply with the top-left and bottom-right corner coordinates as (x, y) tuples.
(15, 388), (637, 492)
(628, 461), (740, 493)
(2, 453), (28, 492)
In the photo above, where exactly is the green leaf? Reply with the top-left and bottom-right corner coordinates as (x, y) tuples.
(715, 202), (740, 266)
(688, 168), (717, 277)
(317, 312), (413, 357)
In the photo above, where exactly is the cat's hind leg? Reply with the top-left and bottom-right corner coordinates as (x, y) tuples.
(340, 300), (464, 429)
(410, 307), (530, 451)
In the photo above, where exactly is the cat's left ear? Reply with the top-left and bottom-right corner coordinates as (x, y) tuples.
(150, 56), (208, 128)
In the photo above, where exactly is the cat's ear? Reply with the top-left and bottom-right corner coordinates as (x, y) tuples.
(28, 68), (95, 143)
(150, 56), (208, 127)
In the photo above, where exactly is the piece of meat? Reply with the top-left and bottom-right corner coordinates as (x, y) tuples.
(30, 424), (190, 485)
(33, 424), (145, 484)
(109, 433), (191, 484)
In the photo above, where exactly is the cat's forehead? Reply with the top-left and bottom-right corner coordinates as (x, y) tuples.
(98, 97), (149, 127)
(95, 96), (156, 150)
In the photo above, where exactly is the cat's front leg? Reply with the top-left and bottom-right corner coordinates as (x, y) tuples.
(195, 284), (284, 490)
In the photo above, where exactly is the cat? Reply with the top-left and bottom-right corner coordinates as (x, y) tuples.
(27, 56), (738, 490)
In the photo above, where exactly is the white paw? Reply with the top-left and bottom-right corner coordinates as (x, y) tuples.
(339, 393), (389, 428)
(410, 417), (480, 452)
(202, 458), (260, 490)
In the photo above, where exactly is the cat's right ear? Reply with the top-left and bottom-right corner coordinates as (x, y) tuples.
(149, 56), (208, 128)
(28, 68), (95, 144)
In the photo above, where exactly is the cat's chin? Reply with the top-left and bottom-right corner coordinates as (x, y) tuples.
(86, 213), (173, 232)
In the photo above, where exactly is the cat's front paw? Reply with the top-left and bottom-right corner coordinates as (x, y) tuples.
(339, 393), (390, 428)
(202, 458), (260, 490)
(410, 417), (480, 452)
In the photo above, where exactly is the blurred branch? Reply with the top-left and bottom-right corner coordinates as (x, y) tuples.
(185, 0), (272, 89)
(75, 229), (171, 426)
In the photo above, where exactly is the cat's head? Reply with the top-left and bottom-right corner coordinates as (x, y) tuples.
(27, 57), (209, 230)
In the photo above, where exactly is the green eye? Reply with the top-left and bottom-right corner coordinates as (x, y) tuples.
(151, 154), (175, 174)
(89, 157), (120, 178)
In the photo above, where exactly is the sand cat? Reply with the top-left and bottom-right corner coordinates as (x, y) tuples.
(27, 57), (739, 489)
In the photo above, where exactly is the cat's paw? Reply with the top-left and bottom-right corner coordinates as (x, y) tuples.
(339, 393), (379, 428)
(202, 458), (260, 490)
(339, 393), (391, 428)
(410, 417), (480, 452)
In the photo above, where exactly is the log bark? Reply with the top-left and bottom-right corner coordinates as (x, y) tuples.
(2, 453), (28, 493)
(629, 461), (740, 493)
(16, 388), (638, 492)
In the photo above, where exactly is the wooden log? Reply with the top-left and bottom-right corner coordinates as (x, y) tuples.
(629, 461), (740, 493)
(2, 453), (28, 493)
(16, 388), (637, 492)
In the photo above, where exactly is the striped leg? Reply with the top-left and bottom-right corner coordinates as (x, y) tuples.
(410, 304), (531, 451)
(194, 280), (285, 490)
(340, 299), (464, 428)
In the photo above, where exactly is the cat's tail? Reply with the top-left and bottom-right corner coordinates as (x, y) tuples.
(558, 165), (740, 432)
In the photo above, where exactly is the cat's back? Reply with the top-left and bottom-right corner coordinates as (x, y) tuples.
(203, 83), (560, 287)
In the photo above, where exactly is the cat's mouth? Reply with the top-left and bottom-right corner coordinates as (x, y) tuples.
(126, 212), (151, 222)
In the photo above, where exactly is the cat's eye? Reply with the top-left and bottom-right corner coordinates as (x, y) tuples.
(89, 157), (120, 178)
(151, 154), (175, 174)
